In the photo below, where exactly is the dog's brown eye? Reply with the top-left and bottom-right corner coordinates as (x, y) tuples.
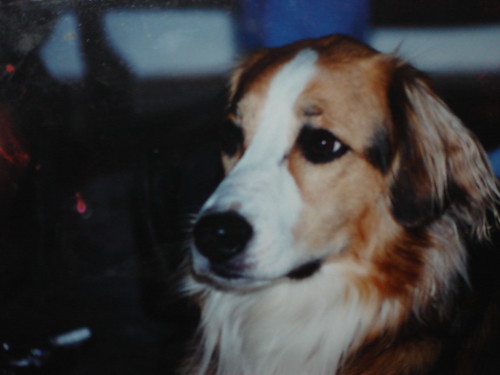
(297, 126), (349, 163)
(220, 118), (243, 157)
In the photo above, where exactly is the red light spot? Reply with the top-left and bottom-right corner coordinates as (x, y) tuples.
(5, 64), (15, 74)
(75, 192), (87, 214)
(0, 103), (30, 167)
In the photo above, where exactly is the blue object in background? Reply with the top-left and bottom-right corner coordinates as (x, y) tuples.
(239, 0), (370, 49)
(39, 12), (86, 81)
(489, 148), (500, 177)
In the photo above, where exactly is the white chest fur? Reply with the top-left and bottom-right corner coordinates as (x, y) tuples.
(188, 264), (394, 375)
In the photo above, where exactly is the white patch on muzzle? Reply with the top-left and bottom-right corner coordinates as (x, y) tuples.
(193, 49), (319, 283)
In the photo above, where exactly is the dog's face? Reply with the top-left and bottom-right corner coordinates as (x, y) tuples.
(190, 35), (497, 291)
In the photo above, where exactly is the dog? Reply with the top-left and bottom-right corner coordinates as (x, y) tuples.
(181, 34), (500, 375)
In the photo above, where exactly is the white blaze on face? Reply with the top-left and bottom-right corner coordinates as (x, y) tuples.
(198, 49), (319, 280)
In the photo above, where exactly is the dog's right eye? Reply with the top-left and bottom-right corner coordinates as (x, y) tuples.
(297, 126), (349, 164)
(220, 118), (243, 157)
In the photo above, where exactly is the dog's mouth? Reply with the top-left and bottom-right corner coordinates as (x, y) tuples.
(286, 259), (323, 280)
(212, 258), (323, 280)
(210, 262), (245, 279)
(192, 256), (324, 290)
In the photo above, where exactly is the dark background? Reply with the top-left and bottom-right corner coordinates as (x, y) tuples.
(0, 1), (499, 374)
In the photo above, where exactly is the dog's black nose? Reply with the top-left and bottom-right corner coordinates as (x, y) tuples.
(193, 211), (253, 263)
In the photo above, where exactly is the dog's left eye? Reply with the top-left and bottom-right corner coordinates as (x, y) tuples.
(297, 126), (349, 163)
(220, 118), (243, 157)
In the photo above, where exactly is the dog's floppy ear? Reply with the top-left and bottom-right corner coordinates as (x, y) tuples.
(387, 60), (499, 237)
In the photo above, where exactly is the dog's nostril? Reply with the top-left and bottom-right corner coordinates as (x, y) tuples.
(193, 211), (253, 262)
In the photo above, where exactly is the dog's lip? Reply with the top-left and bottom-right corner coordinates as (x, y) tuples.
(210, 263), (245, 279)
(286, 258), (323, 280)
(190, 257), (256, 285)
(192, 266), (273, 291)
(192, 257), (325, 291)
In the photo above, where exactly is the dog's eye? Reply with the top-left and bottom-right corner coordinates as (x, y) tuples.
(297, 126), (349, 163)
(220, 118), (243, 156)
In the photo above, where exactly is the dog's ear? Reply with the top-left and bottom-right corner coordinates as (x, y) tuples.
(387, 61), (499, 237)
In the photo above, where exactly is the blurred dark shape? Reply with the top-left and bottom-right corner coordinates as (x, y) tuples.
(372, 0), (500, 26)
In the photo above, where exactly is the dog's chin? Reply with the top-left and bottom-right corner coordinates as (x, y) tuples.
(192, 259), (323, 292)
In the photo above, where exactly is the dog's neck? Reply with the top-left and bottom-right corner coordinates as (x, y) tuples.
(186, 265), (401, 375)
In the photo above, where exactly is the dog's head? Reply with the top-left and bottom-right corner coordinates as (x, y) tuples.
(189, 35), (499, 291)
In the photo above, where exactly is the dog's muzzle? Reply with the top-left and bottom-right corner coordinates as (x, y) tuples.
(192, 210), (323, 284)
